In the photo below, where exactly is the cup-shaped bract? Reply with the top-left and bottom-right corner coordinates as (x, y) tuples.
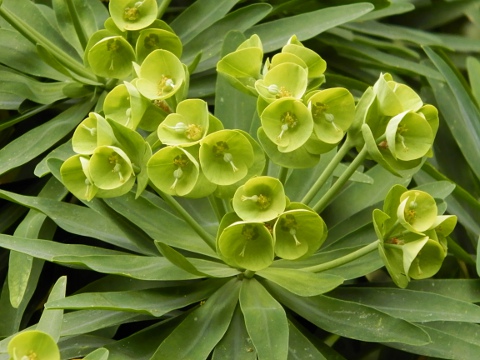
(261, 98), (313, 152)
(217, 221), (274, 271)
(109, 0), (158, 31)
(72, 113), (116, 155)
(216, 34), (263, 96)
(308, 87), (355, 145)
(157, 99), (210, 145)
(104, 82), (147, 130)
(199, 130), (254, 185)
(397, 190), (438, 233)
(88, 36), (135, 79)
(136, 26), (183, 63)
(136, 49), (185, 100)
(402, 234), (446, 280)
(255, 62), (308, 103)
(89, 145), (135, 190)
(8, 330), (60, 360)
(233, 176), (286, 223)
(385, 111), (434, 161)
(373, 73), (423, 117)
(274, 209), (327, 260)
(147, 146), (200, 196)
(61, 155), (98, 201)
(257, 127), (320, 169)
(378, 240), (409, 288)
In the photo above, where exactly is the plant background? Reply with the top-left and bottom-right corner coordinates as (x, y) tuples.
(0, 0), (480, 359)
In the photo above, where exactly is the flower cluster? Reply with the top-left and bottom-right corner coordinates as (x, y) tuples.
(217, 176), (327, 271)
(373, 185), (457, 288)
(217, 34), (355, 168)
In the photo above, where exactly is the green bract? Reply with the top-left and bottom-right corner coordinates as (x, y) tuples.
(157, 99), (218, 145)
(109, 0), (158, 31)
(136, 25), (183, 63)
(216, 34), (263, 96)
(60, 155), (97, 201)
(217, 221), (274, 271)
(260, 98), (313, 152)
(255, 62), (308, 103)
(89, 145), (134, 190)
(232, 176), (286, 223)
(199, 130), (254, 185)
(397, 190), (438, 233)
(308, 87), (355, 145)
(103, 82), (147, 130)
(8, 330), (60, 360)
(87, 36), (135, 79)
(136, 49), (185, 100)
(273, 209), (327, 260)
(147, 146), (199, 197)
(72, 112), (116, 155)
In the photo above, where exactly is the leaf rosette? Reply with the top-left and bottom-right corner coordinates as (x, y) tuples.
(233, 176), (286, 223)
(199, 129), (254, 185)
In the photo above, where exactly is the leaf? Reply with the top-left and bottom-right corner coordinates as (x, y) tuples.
(37, 276), (66, 342)
(244, 3), (374, 53)
(151, 278), (241, 359)
(46, 280), (225, 316)
(425, 47), (480, 180)
(0, 99), (93, 176)
(266, 282), (431, 345)
(169, 0), (241, 44)
(0, 28), (67, 80)
(287, 320), (329, 360)
(467, 56), (480, 107)
(390, 322), (480, 359)
(83, 348), (109, 360)
(212, 305), (257, 360)
(239, 278), (288, 360)
(257, 267), (343, 297)
(328, 287), (480, 323)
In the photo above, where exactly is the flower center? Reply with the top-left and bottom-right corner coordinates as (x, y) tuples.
(212, 141), (239, 172)
(241, 194), (271, 210)
(157, 75), (175, 96)
(278, 111), (298, 140)
(280, 214), (301, 246)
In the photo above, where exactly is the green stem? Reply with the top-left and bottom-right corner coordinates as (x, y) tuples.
(302, 240), (380, 272)
(278, 166), (289, 185)
(0, 6), (99, 84)
(312, 144), (368, 213)
(158, 0), (173, 18)
(301, 137), (354, 205)
(447, 236), (476, 266)
(160, 191), (216, 250)
(208, 194), (226, 222)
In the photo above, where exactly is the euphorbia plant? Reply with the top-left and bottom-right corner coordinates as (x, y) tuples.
(0, 0), (476, 359)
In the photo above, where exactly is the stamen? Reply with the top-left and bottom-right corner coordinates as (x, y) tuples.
(290, 228), (301, 246)
(81, 124), (97, 136)
(223, 153), (238, 172)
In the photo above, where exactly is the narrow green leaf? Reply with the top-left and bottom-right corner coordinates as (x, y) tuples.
(0, 99), (92, 176)
(83, 348), (109, 360)
(212, 305), (257, 360)
(267, 282), (431, 345)
(37, 276), (66, 342)
(391, 322), (480, 359)
(403, 279), (480, 304)
(467, 56), (480, 108)
(245, 3), (374, 53)
(46, 280), (224, 316)
(0, 29), (67, 80)
(169, 0), (240, 44)
(328, 287), (480, 323)
(0, 189), (156, 255)
(155, 241), (238, 278)
(257, 267), (343, 297)
(240, 278), (289, 360)
(425, 47), (480, 180)
(152, 278), (241, 359)
(287, 320), (329, 360)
